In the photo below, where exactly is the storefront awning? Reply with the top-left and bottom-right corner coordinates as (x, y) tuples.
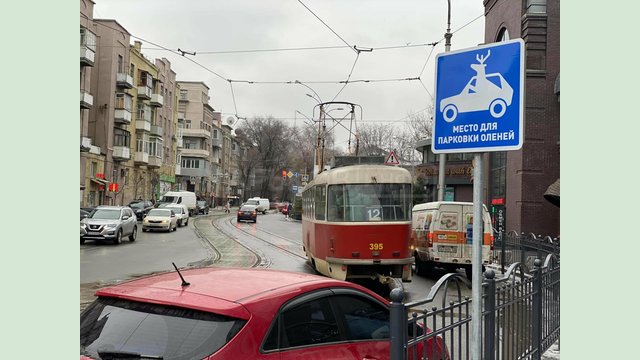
(544, 178), (560, 207)
(90, 177), (109, 186)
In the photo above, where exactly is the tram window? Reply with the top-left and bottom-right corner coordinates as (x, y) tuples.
(328, 185), (345, 221)
(315, 186), (326, 220)
(338, 184), (411, 222)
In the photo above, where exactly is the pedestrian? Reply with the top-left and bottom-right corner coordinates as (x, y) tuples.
(225, 200), (231, 213)
(287, 202), (293, 220)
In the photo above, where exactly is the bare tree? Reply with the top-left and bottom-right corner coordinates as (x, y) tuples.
(235, 116), (289, 199)
(357, 123), (397, 156)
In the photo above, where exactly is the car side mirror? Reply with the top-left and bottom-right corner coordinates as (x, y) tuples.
(122, 215), (130, 220)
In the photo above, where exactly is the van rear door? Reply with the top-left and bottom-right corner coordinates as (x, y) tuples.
(432, 204), (463, 261)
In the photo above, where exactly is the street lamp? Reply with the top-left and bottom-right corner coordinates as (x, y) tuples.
(438, 0), (453, 202)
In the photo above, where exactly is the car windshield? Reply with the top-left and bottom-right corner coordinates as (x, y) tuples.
(160, 196), (178, 203)
(90, 209), (122, 220)
(80, 297), (246, 360)
(245, 200), (259, 205)
(148, 209), (171, 217)
(129, 203), (144, 209)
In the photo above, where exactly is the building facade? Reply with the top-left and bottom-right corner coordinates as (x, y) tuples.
(175, 81), (215, 198)
(84, 18), (132, 207)
(80, 0), (98, 204)
(482, 0), (560, 236)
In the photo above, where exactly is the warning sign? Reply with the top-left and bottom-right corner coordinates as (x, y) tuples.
(384, 150), (400, 165)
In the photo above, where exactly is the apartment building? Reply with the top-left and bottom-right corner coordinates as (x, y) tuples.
(175, 81), (216, 197)
(83, 18), (132, 207)
(80, 0), (99, 204)
(154, 57), (180, 196)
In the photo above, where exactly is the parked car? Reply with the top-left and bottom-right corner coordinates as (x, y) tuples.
(80, 208), (92, 220)
(196, 200), (210, 215)
(128, 200), (154, 221)
(157, 191), (197, 216)
(80, 206), (137, 245)
(160, 203), (190, 227)
(141, 208), (178, 232)
(80, 267), (448, 360)
(237, 204), (258, 223)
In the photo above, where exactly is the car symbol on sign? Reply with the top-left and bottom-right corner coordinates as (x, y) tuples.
(439, 50), (514, 122)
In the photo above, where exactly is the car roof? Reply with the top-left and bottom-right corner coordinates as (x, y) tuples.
(94, 267), (373, 320)
(95, 205), (126, 210)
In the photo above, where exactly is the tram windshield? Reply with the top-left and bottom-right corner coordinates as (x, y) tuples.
(327, 183), (411, 222)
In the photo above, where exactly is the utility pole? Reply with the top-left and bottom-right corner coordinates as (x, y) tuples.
(438, 0), (452, 202)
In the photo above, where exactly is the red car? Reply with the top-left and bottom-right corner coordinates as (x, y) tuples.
(80, 267), (448, 360)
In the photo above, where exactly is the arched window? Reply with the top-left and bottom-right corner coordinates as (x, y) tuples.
(497, 27), (509, 42)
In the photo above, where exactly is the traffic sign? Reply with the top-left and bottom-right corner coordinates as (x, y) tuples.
(292, 186), (298, 192)
(384, 150), (400, 165)
(432, 39), (524, 153)
(302, 174), (309, 182)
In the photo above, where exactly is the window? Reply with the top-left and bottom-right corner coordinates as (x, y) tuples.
(314, 186), (326, 220)
(328, 184), (411, 222)
(213, 129), (218, 138)
(115, 93), (132, 110)
(137, 103), (151, 121)
(137, 134), (149, 153)
(180, 89), (188, 101)
(139, 71), (152, 88)
(80, 27), (96, 51)
(332, 295), (389, 340)
(489, 151), (506, 200)
(91, 162), (97, 176)
(117, 55), (124, 73)
(113, 128), (130, 147)
(525, 0), (546, 13)
(264, 296), (339, 350)
(80, 298), (245, 360)
(185, 120), (192, 129)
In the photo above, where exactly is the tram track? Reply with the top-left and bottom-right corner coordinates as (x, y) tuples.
(194, 215), (270, 269)
(223, 217), (309, 262)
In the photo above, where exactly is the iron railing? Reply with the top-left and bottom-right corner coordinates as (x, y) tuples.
(494, 231), (560, 272)
(390, 254), (560, 360)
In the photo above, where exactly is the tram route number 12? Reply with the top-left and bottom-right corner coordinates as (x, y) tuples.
(367, 207), (382, 221)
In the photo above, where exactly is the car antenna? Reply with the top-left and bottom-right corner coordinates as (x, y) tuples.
(172, 262), (190, 287)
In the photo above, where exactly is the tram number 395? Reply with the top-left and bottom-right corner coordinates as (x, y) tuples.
(369, 243), (384, 250)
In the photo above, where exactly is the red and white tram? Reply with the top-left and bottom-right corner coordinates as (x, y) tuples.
(301, 164), (413, 283)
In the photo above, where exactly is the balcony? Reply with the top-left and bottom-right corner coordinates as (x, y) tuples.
(175, 164), (182, 176)
(135, 152), (149, 164)
(176, 137), (183, 148)
(178, 112), (185, 121)
(114, 109), (132, 124)
(80, 90), (93, 109)
(137, 86), (152, 100)
(179, 167), (209, 178)
(116, 73), (134, 89)
(211, 137), (222, 148)
(80, 46), (95, 66)
(181, 148), (210, 158)
(81, 137), (92, 152)
(113, 146), (131, 161)
(148, 156), (162, 168)
(150, 124), (163, 136)
(182, 128), (211, 138)
(136, 120), (150, 132)
(150, 93), (164, 107)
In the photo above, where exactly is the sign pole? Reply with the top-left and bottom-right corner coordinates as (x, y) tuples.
(472, 153), (483, 359)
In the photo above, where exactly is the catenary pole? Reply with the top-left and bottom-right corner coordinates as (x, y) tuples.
(437, 0), (452, 201)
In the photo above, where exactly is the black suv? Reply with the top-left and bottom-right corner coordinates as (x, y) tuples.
(129, 200), (154, 220)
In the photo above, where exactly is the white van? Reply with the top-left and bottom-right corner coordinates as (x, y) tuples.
(158, 191), (197, 216)
(249, 197), (270, 214)
(411, 201), (493, 280)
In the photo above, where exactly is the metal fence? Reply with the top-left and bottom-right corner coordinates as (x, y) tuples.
(390, 254), (560, 360)
(494, 231), (560, 272)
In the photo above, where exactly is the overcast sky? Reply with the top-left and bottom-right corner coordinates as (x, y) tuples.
(93, 0), (485, 148)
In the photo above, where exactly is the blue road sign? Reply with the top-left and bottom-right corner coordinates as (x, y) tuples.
(292, 186), (298, 192)
(432, 39), (524, 153)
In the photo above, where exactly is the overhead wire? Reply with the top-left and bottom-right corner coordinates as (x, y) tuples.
(92, 10), (484, 123)
(297, 0), (358, 54)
